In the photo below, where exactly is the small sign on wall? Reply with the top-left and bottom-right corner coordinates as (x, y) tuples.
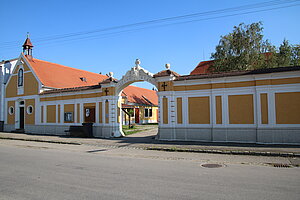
(64, 112), (73, 122)
(85, 108), (90, 117)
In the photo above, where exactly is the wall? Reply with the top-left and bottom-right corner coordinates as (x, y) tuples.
(25, 99), (35, 124)
(139, 106), (158, 124)
(7, 101), (15, 125)
(6, 61), (39, 98)
(158, 70), (300, 144)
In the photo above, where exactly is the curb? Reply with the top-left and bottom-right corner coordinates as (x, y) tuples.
(145, 147), (300, 158)
(1, 136), (299, 157)
(0, 137), (81, 145)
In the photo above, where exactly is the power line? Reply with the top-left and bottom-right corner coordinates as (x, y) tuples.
(0, 0), (299, 51)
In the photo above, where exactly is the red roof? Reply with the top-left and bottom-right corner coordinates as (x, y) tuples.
(190, 60), (214, 75)
(24, 55), (158, 106)
(122, 85), (158, 106)
(25, 56), (107, 89)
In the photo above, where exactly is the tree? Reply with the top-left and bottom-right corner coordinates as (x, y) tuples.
(291, 44), (300, 66)
(277, 39), (292, 66)
(210, 22), (277, 72)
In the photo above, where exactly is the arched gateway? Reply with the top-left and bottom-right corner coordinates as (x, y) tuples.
(98, 59), (178, 138)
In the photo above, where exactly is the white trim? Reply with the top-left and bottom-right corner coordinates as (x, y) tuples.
(17, 65), (24, 95)
(8, 106), (14, 115)
(26, 105), (33, 115)
(174, 71), (300, 86)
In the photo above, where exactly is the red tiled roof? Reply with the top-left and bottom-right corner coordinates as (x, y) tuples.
(24, 55), (158, 106)
(122, 85), (158, 106)
(191, 53), (276, 75)
(25, 56), (107, 89)
(190, 60), (214, 75)
(178, 66), (300, 81)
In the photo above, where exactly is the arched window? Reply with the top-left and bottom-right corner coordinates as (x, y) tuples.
(18, 68), (24, 87)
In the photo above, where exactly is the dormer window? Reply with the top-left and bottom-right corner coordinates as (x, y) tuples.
(18, 68), (24, 87)
(80, 77), (87, 82)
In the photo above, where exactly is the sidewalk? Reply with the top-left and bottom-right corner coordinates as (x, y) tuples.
(0, 130), (299, 157)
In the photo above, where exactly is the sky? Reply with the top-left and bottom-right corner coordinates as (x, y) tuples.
(1, 0), (300, 89)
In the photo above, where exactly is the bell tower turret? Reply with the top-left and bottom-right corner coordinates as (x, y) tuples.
(22, 33), (33, 58)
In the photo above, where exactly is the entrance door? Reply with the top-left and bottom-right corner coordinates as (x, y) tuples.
(135, 108), (139, 124)
(19, 107), (24, 129)
(84, 107), (95, 123)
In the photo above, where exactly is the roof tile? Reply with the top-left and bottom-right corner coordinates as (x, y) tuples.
(25, 56), (107, 89)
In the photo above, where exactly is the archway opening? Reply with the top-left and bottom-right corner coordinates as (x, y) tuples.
(118, 81), (159, 139)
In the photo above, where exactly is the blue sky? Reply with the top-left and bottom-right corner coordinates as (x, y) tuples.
(1, 0), (300, 89)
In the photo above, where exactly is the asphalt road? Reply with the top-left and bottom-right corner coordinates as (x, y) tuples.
(0, 140), (299, 200)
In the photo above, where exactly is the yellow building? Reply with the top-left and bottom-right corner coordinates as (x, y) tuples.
(4, 37), (158, 137)
(4, 37), (300, 144)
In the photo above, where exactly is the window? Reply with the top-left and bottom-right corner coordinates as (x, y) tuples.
(64, 112), (73, 122)
(144, 108), (153, 118)
(149, 108), (152, 118)
(8, 106), (14, 115)
(18, 68), (24, 87)
(27, 105), (33, 114)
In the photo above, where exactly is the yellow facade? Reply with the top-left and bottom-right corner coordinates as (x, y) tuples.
(12, 61), (30, 74)
(188, 97), (210, 124)
(162, 98), (168, 124)
(176, 97), (182, 124)
(158, 81), (173, 92)
(99, 102), (103, 123)
(46, 105), (56, 123)
(275, 92), (300, 124)
(24, 72), (39, 95)
(7, 101), (15, 125)
(40, 93), (102, 102)
(260, 93), (268, 124)
(6, 72), (39, 98)
(139, 106), (158, 122)
(25, 99), (35, 125)
(6, 76), (18, 97)
(102, 87), (115, 96)
(215, 96), (222, 124)
(173, 77), (300, 92)
(228, 94), (254, 124)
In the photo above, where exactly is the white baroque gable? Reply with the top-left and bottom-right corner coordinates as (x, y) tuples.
(115, 64), (157, 94)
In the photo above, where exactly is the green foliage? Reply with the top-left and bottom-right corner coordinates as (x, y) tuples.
(127, 109), (134, 117)
(277, 39), (292, 66)
(291, 44), (300, 66)
(210, 22), (299, 72)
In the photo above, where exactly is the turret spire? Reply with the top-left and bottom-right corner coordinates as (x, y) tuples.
(22, 33), (33, 58)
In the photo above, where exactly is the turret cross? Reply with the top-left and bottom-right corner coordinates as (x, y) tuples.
(161, 82), (168, 91)
(104, 88), (109, 96)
